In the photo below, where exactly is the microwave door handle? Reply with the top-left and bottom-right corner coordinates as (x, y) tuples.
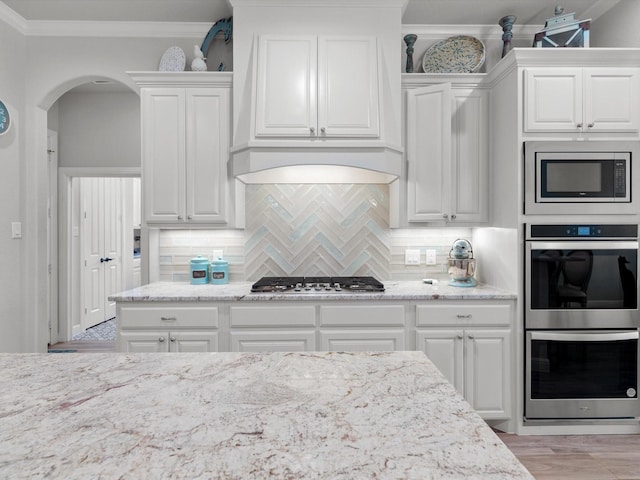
(531, 331), (639, 342)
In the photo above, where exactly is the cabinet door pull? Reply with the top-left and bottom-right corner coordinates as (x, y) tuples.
(177, 215), (183, 220)
(457, 334), (464, 339)
(160, 316), (177, 321)
(310, 126), (315, 135)
(576, 123), (583, 128)
(187, 215), (193, 220)
(467, 334), (475, 339)
(456, 314), (472, 319)
(170, 336), (176, 342)
(158, 336), (166, 342)
(451, 214), (457, 220)
(587, 122), (595, 128)
(442, 214), (449, 220)
(320, 127), (326, 135)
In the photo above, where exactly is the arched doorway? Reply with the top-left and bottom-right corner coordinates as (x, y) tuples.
(44, 77), (141, 346)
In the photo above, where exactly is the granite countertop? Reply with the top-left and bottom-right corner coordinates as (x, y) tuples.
(110, 280), (516, 302)
(0, 351), (532, 479)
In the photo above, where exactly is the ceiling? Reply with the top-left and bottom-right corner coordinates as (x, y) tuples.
(0, 0), (620, 26)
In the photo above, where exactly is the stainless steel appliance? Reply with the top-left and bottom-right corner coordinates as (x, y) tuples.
(524, 141), (639, 215)
(251, 276), (385, 293)
(525, 224), (640, 421)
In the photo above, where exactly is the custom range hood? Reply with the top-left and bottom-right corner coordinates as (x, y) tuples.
(229, 0), (406, 184)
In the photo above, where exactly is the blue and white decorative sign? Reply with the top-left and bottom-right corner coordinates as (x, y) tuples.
(0, 99), (10, 136)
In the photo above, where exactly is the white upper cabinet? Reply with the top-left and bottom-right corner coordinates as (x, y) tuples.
(137, 74), (232, 226)
(524, 67), (640, 134)
(254, 35), (380, 138)
(405, 83), (488, 224)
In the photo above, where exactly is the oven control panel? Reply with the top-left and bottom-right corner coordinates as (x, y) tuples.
(530, 224), (638, 238)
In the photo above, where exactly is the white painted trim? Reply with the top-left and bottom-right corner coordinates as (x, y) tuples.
(58, 167), (141, 177)
(401, 24), (540, 42)
(128, 71), (233, 87)
(230, 0), (407, 8)
(24, 20), (213, 38)
(0, 1), (27, 34)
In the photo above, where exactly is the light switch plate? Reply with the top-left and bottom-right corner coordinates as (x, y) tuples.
(11, 222), (21, 239)
(426, 249), (437, 265)
(405, 249), (421, 265)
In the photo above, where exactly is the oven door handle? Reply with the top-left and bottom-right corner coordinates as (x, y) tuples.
(530, 331), (639, 342)
(528, 241), (639, 250)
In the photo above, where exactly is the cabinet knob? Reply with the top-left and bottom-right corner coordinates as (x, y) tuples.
(321, 127), (326, 134)
(310, 127), (315, 135)
(187, 215), (193, 220)
(451, 214), (457, 220)
(170, 336), (176, 342)
(576, 123), (583, 128)
(467, 334), (475, 339)
(442, 214), (449, 220)
(457, 334), (464, 339)
(177, 215), (183, 220)
(587, 122), (595, 128)
(158, 336), (166, 342)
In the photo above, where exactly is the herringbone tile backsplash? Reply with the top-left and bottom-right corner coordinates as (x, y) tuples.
(158, 184), (472, 282)
(245, 184), (390, 280)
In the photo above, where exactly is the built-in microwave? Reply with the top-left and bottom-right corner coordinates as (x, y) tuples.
(524, 141), (639, 215)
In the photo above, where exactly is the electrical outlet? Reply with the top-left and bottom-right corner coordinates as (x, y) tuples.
(426, 249), (437, 265)
(213, 249), (223, 259)
(405, 249), (421, 265)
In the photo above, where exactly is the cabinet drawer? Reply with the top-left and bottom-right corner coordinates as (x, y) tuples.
(118, 306), (218, 329)
(230, 305), (316, 327)
(319, 305), (405, 326)
(230, 330), (316, 352)
(416, 304), (511, 327)
(319, 329), (405, 351)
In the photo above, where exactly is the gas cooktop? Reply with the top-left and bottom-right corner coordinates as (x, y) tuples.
(251, 276), (385, 293)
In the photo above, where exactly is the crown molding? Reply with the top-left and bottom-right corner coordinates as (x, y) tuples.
(23, 20), (214, 38)
(401, 23), (540, 42)
(0, 1), (28, 34)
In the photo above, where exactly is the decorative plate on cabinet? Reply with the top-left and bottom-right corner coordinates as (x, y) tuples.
(421, 35), (486, 73)
(158, 46), (186, 72)
(0, 99), (10, 136)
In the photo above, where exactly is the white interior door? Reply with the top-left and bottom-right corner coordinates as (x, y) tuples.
(103, 178), (122, 320)
(83, 178), (106, 329)
(81, 178), (123, 330)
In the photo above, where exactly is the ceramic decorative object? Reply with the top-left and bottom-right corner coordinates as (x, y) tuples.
(158, 46), (186, 72)
(499, 15), (517, 58)
(0, 99), (10, 136)
(403, 34), (417, 73)
(421, 35), (485, 73)
(191, 45), (207, 71)
(533, 6), (591, 48)
(200, 16), (233, 61)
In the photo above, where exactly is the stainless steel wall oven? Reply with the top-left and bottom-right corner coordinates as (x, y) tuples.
(525, 224), (640, 421)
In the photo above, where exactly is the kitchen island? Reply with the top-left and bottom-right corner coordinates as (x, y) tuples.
(0, 351), (532, 479)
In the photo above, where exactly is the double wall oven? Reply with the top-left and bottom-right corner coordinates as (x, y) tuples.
(525, 224), (640, 421)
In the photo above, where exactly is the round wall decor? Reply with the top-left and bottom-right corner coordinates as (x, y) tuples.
(0, 99), (11, 136)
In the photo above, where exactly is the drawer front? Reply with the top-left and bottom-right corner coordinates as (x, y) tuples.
(118, 306), (219, 329)
(230, 330), (316, 352)
(416, 304), (511, 327)
(319, 329), (405, 351)
(230, 305), (316, 327)
(319, 305), (405, 326)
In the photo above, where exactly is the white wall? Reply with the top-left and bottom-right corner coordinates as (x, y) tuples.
(0, 21), (26, 352)
(58, 92), (140, 168)
(591, 1), (640, 47)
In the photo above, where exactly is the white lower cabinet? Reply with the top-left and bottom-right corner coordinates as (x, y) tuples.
(120, 330), (218, 352)
(229, 305), (316, 352)
(415, 304), (512, 420)
(117, 304), (219, 352)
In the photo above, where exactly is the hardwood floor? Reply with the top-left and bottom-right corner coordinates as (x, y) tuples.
(497, 431), (640, 480)
(46, 342), (639, 479)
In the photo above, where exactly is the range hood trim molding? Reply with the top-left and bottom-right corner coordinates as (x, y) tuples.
(230, 142), (403, 184)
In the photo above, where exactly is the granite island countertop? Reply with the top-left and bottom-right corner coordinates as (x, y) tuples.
(110, 280), (516, 302)
(0, 351), (532, 479)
